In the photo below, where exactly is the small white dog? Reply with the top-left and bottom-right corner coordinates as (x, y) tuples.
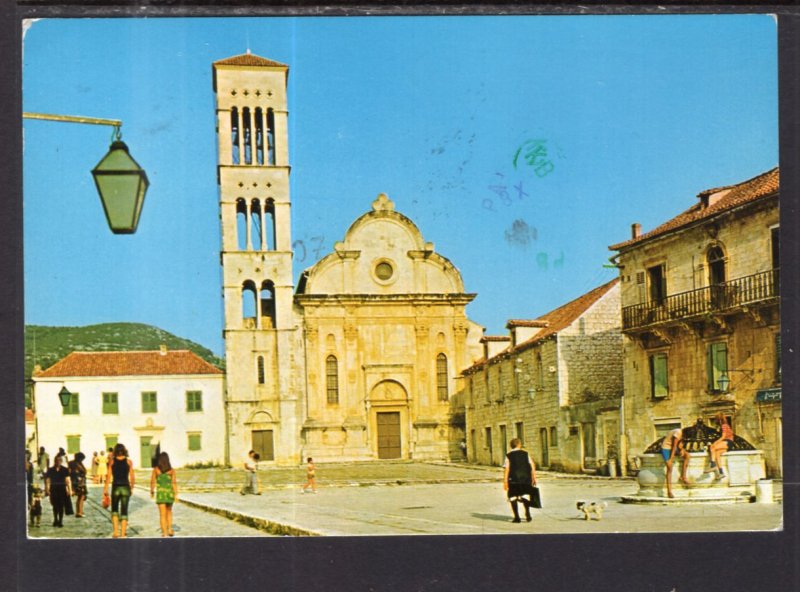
(576, 501), (607, 521)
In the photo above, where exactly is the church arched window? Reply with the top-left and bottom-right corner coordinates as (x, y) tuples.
(437, 353), (449, 401)
(326, 355), (339, 404)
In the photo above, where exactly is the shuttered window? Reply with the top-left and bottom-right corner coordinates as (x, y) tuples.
(707, 342), (728, 391)
(649, 353), (669, 398)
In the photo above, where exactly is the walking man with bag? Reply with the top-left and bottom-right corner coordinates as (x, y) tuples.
(503, 438), (538, 523)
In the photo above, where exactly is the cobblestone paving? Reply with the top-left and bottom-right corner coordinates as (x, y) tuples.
(140, 461), (515, 492)
(27, 484), (275, 539)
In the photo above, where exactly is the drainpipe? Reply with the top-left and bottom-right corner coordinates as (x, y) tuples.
(619, 392), (628, 477)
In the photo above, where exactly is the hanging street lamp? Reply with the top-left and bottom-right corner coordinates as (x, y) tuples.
(58, 386), (72, 408)
(23, 112), (150, 234)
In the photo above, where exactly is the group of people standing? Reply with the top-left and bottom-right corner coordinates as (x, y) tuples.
(27, 443), (179, 538)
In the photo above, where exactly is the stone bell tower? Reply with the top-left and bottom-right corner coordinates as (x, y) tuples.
(213, 52), (302, 465)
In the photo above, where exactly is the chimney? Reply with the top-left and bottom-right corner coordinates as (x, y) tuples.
(159, 344), (168, 356)
(631, 223), (641, 239)
(33, 364), (42, 376)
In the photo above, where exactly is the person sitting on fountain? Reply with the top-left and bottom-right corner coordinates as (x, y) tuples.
(661, 428), (689, 498)
(707, 413), (734, 479)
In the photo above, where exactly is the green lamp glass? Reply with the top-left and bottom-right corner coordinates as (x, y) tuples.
(92, 139), (149, 234)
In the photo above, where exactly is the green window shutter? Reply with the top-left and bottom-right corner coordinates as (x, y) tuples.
(63, 393), (80, 415)
(142, 391), (157, 413)
(102, 392), (118, 414)
(66, 435), (81, 454)
(651, 354), (668, 398)
(187, 433), (202, 451)
(105, 435), (118, 451)
(186, 391), (203, 412)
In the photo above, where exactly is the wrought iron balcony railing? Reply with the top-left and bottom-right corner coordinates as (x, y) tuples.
(622, 268), (779, 331)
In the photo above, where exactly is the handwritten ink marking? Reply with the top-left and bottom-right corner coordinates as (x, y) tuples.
(513, 181), (528, 200)
(292, 239), (306, 263)
(292, 235), (327, 264)
(513, 138), (555, 177)
(504, 219), (538, 248)
(484, 173), (529, 212)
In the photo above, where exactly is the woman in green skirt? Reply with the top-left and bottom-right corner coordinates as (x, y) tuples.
(149, 451), (178, 537)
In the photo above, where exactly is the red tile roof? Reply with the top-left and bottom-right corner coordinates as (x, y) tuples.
(25, 409), (34, 423)
(506, 319), (550, 329)
(609, 168), (779, 251)
(36, 351), (223, 378)
(464, 278), (619, 374)
(213, 53), (288, 68)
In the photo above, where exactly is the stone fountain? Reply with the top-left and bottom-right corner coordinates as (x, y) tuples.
(622, 419), (766, 503)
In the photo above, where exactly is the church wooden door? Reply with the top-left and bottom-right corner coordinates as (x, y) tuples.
(252, 430), (275, 462)
(376, 412), (401, 459)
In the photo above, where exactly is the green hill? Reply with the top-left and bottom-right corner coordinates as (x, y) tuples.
(25, 323), (225, 405)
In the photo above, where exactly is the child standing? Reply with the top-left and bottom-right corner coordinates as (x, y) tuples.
(301, 457), (317, 493)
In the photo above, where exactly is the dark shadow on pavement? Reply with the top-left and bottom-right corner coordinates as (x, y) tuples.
(471, 512), (513, 522)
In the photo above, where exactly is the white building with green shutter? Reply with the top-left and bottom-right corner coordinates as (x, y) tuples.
(33, 346), (225, 468)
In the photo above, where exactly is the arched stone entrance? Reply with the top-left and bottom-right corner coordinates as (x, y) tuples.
(368, 380), (410, 459)
(245, 410), (277, 462)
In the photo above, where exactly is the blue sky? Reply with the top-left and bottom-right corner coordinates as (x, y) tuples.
(22, 15), (778, 357)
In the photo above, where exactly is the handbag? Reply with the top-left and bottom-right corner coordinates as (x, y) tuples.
(530, 485), (543, 509)
(101, 492), (111, 509)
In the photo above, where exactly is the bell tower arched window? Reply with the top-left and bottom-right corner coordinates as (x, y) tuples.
(436, 354), (449, 401)
(230, 107), (240, 165)
(242, 107), (252, 164)
(326, 355), (339, 404)
(265, 199), (276, 251)
(255, 107), (265, 165)
(236, 198), (248, 250)
(260, 281), (276, 328)
(266, 108), (276, 165)
(241, 280), (257, 328)
(250, 198), (263, 250)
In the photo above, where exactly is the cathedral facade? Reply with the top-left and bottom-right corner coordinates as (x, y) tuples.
(213, 53), (482, 465)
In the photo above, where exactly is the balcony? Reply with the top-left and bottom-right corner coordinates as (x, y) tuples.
(622, 268), (779, 331)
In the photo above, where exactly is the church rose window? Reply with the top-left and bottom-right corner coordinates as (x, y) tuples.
(375, 261), (393, 280)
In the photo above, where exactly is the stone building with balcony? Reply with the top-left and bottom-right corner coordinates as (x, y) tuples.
(462, 279), (623, 474)
(609, 167), (781, 477)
